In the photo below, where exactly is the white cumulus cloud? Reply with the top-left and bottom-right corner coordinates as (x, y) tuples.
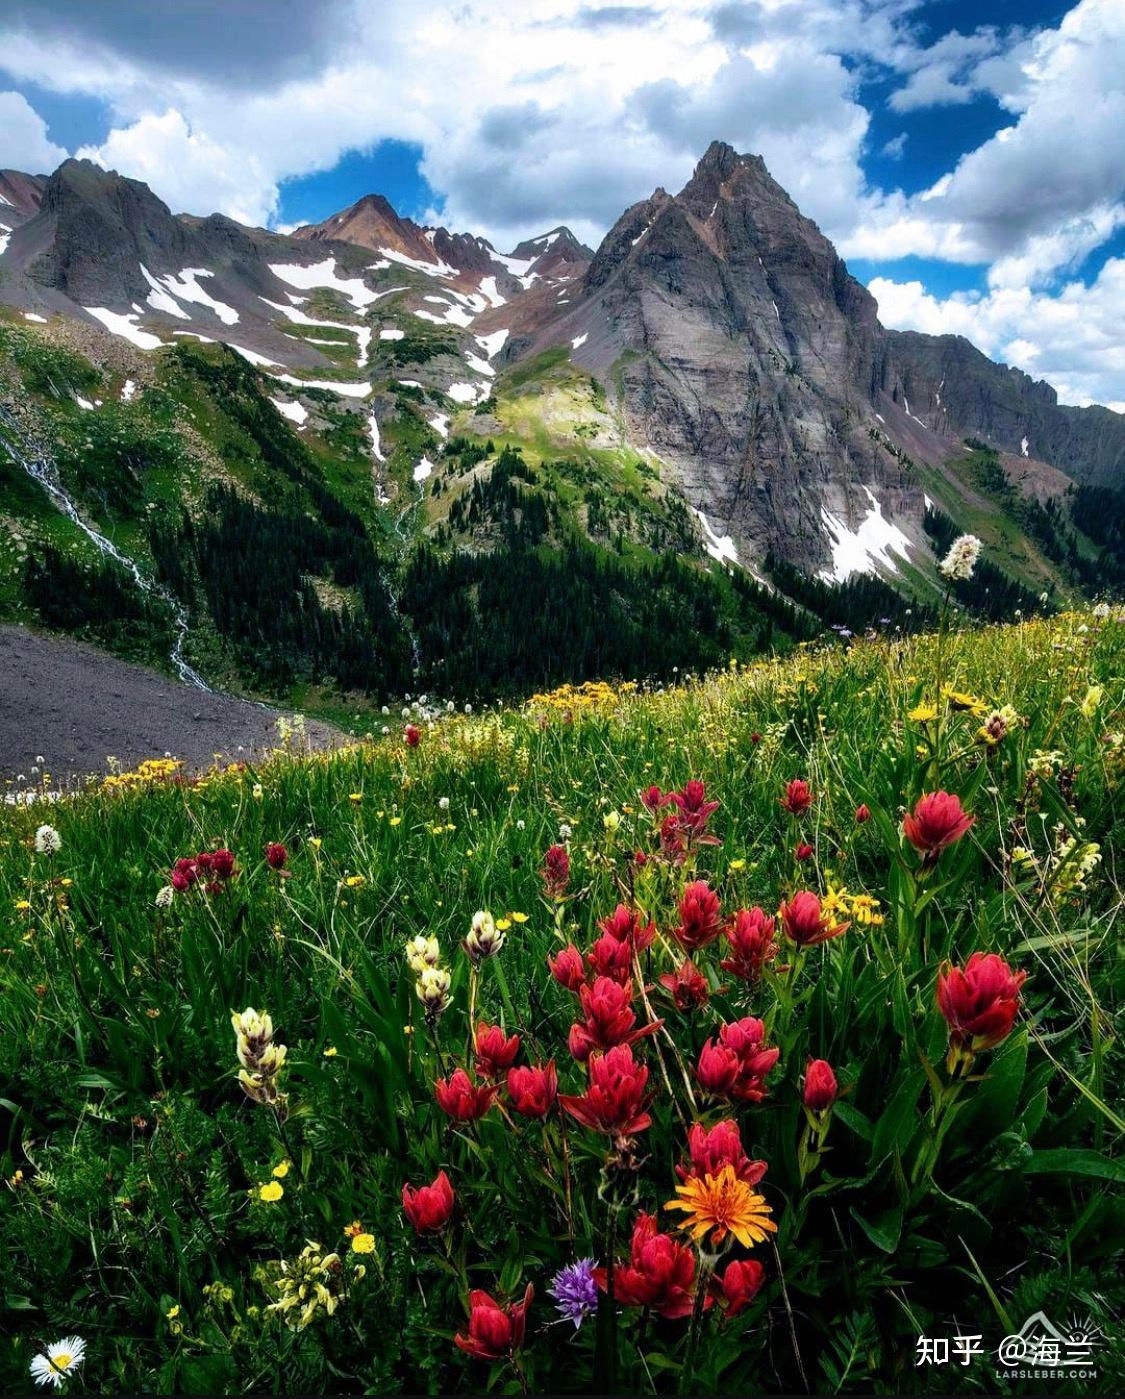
(870, 259), (1125, 411)
(0, 89), (67, 172)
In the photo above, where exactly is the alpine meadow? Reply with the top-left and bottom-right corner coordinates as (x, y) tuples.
(1, 1), (1125, 1395)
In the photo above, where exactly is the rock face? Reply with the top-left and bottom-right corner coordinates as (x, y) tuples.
(878, 329), (1125, 490)
(510, 226), (594, 281)
(295, 198), (592, 293)
(0, 144), (1121, 576)
(533, 142), (919, 572)
(0, 168), (46, 221)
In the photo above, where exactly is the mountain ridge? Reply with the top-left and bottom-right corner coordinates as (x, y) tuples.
(1, 141), (1122, 698)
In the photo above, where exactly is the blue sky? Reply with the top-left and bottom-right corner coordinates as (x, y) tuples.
(0, 0), (1122, 407)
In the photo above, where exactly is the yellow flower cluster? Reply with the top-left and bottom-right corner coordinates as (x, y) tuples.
(101, 757), (183, 790)
(526, 679), (635, 711)
(266, 1240), (360, 1330)
(822, 882), (884, 927)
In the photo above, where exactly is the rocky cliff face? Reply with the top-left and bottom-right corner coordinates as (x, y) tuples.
(878, 329), (1125, 490)
(0, 169), (45, 222)
(1, 146), (1121, 583)
(526, 142), (919, 575)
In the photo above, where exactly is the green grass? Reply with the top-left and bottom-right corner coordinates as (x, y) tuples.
(1, 609), (1122, 1394)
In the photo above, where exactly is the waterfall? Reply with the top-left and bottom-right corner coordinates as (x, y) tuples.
(0, 405), (210, 691)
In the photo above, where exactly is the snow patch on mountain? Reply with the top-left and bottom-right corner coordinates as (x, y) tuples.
(448, 381), (488, 405)
(379, 328), (405, 340)
(378, 247), (457, 278)
(693, 508), (739, 567)
(367, 411), (385, 461)
(571, 333), (588, 349)
(269, 259), (381, 313)
(818, 488), (912, 583)
(269, 373), (372, 398)
(142, 265), (241, 325)
(269, 396), (308, 426)
(415, 300), (475, 328)
(413, 456), (434, 483)
(479, 276), (506, 308)
(475, 329), (509, 359)
(84, 307), (164, 350)
(463, 350), (495, 377)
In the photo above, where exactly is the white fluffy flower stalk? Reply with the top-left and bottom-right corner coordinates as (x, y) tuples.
(938, 534), (982, 582)
(34, 824), (62, 855)
(231, 1007), (289, 1120)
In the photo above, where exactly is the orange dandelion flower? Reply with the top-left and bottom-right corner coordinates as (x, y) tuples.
(665, 1163), (776, 1248)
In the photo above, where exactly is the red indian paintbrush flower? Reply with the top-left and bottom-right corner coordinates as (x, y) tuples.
(594, 1213), (699, 1319)
(171, 857), (198, 892)
(559, 1043), (652, 1137)
(567, 976), (660, 1061)
(434, 1068), (499, 1121)
(506, 1061), (558, 1118)
(454, 1284), (533, 1360)
(714, 1258), (765, 1317)
(779, 890), (848, 947)
(665, 779), (721, 842)
(720, 1017), (780, 1101)
(598, 904), (657, 954)
(402, 1169), (455, 1233)
(937, 952), (1026, 1052)
(721, 907), (778, 983)
(640, 784), (666, 811)
(698, 1018), (779, 1102)
(474, 1022), (521, 1078)
(803, 1058), (838, 1112)
(586, 931), (635, 985)
(659, 813), (687, 864)
(795, 842), (814, 862)
(677, 1119), (767, 1186)
(855, 803), (871, 824)
(265, 842), (288, 869)
(540, 844), (570, 898)
(903, 791), (975, 861)
(548, 944), (587, 992)
(782, 779), (813, 815)
(659, 959), (710, 1011)
(404, 723), (422, 748)
(696, 1039), (740, 1097)
(199, 848), (237, 880)
(675, 880), (723, 952)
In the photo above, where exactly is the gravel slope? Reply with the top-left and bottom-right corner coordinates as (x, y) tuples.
(0, 625), (339, 785)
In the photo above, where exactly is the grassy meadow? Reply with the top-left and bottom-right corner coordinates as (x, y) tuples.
(1, 609), (1123, 1394)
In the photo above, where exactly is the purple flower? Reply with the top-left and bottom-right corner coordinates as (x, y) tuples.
(548, 1258), (598, 1329)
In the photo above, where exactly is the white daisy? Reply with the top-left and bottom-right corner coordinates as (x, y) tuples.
(30, 1336), (86, 1388)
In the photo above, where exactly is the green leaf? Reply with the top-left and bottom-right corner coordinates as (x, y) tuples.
(849, 1203), (903, 1252)
(1021, 1148), (1125, 1182)
(870, 1068), (925, 1166)
(833, 1101), (873, 1142)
